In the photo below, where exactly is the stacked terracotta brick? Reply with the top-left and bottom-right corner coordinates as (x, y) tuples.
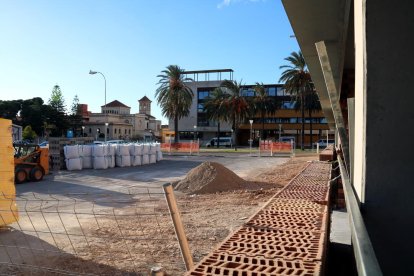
(187, 161), (331, 276)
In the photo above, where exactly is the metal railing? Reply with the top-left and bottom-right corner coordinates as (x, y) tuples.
(337, 157), (382, 276)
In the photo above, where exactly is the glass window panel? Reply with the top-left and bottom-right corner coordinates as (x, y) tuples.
(268, 87), (276, 96)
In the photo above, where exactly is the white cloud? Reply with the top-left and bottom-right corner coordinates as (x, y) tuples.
(217, 0), (264, 9)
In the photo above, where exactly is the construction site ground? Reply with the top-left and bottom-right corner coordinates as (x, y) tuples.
(2, 153), (317, 275)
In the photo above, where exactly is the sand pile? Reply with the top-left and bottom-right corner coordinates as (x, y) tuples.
(174, 162), (246, 194)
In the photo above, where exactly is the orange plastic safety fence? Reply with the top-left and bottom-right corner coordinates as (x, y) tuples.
(160, 142), (199, 153)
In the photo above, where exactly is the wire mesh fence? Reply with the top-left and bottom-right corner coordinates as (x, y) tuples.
(0, 187), (274, 275)
(0, 188), (187, 275)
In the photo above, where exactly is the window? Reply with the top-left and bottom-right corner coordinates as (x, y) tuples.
(107, 128), (109, 134)
(267, 87), (276, 96)
(125, 129), (127, 134)
(277, 87), (285, 96)
(89, 128), (92, 133)
(129, 129), (131, 134)
(115, 129), (117, 134)
(282, 101), (295, 109)
(198, 103), (204, 112)
(198, 91), (210, 100)
(241, 88), (255, 97)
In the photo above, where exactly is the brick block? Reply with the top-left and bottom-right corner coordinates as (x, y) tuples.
(187, 253), (321, 276)
(247, 210), (327, 232)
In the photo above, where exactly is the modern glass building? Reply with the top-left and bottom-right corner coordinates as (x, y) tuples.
(168, 69), (330, 146)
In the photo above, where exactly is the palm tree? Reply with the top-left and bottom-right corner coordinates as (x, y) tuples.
(252, 83), (280, 140)
(279, 51), (313, 150)
(155, 65), (193, 143)
(204, 87), (229, 148)
(220, 80), (249, 150)
(294, 88), (321, 147)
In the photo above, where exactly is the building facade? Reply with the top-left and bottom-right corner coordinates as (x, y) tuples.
(82, 97), (161, 141)
(169, 69), (330, 146)
(282, 0), (414, 274)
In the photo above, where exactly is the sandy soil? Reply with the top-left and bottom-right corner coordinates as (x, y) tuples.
(0, 156), (315, 275)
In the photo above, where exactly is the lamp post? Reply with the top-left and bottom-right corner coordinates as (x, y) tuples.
(105, 122), (109, 141)
(82, 126), (85, 137)
(193, 125), (197, 141)
(279, 123), (282, 141)
(89, 70), (108, 142)
(249, 120), (253, 156)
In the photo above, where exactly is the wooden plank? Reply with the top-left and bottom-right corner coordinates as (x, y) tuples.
(163, 183), (194, 271)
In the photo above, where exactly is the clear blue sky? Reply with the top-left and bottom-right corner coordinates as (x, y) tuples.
(0, 0), (298, 124)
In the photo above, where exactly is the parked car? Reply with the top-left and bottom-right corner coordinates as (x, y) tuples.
(107, 140), (126, 144)
(279, 136), (296, 148)
(314, 139), (335, 148)
(38, 141), (49, 148)
(206, 137), (233, 147)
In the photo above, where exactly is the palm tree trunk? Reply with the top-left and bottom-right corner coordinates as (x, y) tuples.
(174, 115), (179, 143)
(217, 122), (220, 148)
(301, 92), (305, 150)
(233, 116), (237, 151)
(309, 110), (313, 149)
(261, 111), (265, 140)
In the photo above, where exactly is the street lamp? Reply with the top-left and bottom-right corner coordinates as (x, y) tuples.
(82, 126), (85, 137)
(105, 122), (109, 141)
(249, 120), (253, 156)
(193, 125), (197, 141)
(89, 70), (108, 142)
(279, 123), (282, 141)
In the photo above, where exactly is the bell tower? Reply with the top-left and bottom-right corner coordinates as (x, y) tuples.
(138, 96), (152, 115)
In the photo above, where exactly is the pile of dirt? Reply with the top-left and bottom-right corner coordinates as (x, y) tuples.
(174, 162), (247, 194)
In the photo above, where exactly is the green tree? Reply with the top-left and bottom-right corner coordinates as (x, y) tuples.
(69, 95), (82, 136)
(279, 51), (313, 150)
(220, 80), (249, 150)
(252, 83), (280, 140)
(0, 99), (22, 122)
(47, 85), (69, 136)
(20, 97), (45, 135)
(155, 65), (193, 143)
(70, 94), (80, 115)
(49, 85), (66, 113)
(204, 87), (229, 148)
(22, 125), (37, 141)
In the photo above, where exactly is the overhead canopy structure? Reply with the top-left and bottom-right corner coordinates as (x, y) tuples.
(282, 0), (353, 130)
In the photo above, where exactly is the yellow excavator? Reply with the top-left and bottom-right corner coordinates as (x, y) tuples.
(14, 143), (49, 184)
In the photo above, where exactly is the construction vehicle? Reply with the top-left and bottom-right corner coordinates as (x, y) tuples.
(14, 143), (49, 184)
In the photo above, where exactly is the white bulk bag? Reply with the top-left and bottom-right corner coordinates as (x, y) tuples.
(132, 155), (142, 166)
(149, 154), (156, 164)
(149, 144), (157, 154)
(81, 145), (93, 157)
(81, 156), (93, 169)
(134, 144), (143, 156)
(109, 144), (117, 156)
(116, 144), (129, 156)
(106, 156), (115, 168)
(156, 150), (163, 161)
(64, 145), (80, 159)
(66, 158), (82, 171)
(142, 144), (150, 155)
(93, 145), (106, 157)
(116, 155), (131, 167)
(142, 154), (149, 165)
(93, 156), (108, 169)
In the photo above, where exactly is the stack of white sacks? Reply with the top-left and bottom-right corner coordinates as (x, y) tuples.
(81, 145), (93, 169)
(64, 145), (82, 171)
(64, 142), (163, 171)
